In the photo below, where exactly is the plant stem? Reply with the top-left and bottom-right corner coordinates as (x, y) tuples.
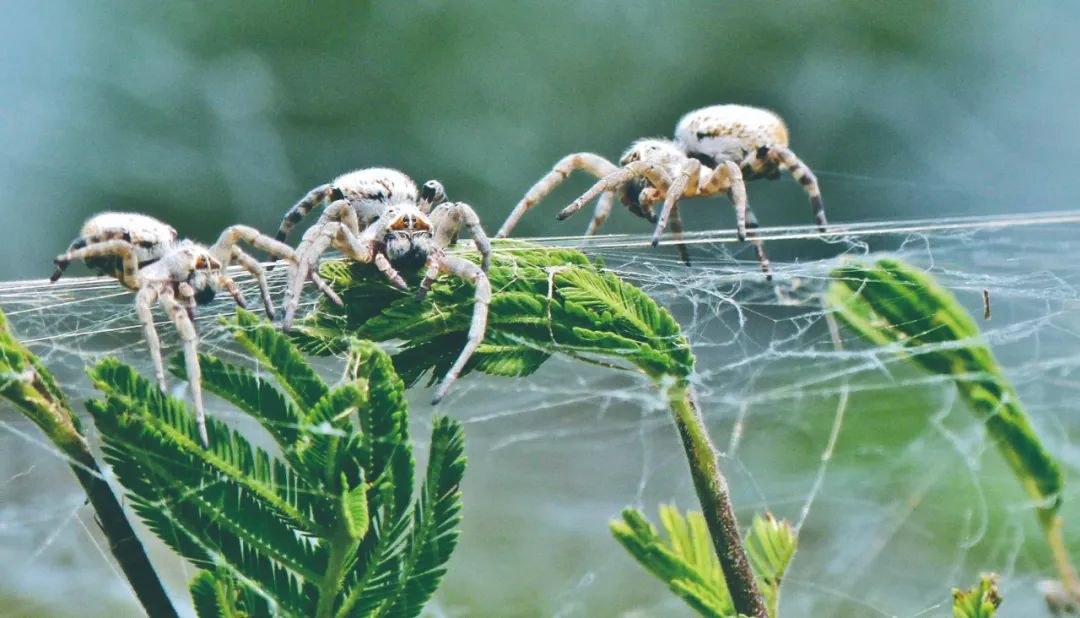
(669, 383), (768, 618)
(6, 368), (179, 618)
(316, 516), (357, 618)
(1044, 515), (1080, 602)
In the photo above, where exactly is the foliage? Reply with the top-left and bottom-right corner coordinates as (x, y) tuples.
(611, 505), (795, 618)
(295, 242), (772, 616)
(0, 308), (180, 618)
(292, 242), (693, 388)
(826, 258), (1061, 520)
(0, 307), (79, 444)
(86, 308), (466, 618)
(827, 258), (1080, 603)
(952, 574), (1002, 618)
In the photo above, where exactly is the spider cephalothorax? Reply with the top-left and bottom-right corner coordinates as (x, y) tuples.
(51, 212), (312, 446)
(496, 104), (827, 277)
(278, 168), (491, 404)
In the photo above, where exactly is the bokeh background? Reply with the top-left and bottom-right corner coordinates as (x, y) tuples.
(3, 2), (1080, 280)
(3, 2), (1080, 617)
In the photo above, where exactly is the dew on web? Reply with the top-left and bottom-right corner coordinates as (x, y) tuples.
(1, 211), (1079, 616)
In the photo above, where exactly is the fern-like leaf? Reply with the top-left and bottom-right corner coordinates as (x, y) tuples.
(612, 506), (796, 618)
(173, 352), (306, 452)
(86, 313), (466, 618)
(233, 307), (329, 408)
(743, 513), (796, 616)
(293, 243), (694, 392)
(385, 416), (466, 617)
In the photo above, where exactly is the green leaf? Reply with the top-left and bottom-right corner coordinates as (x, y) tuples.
(172, 352), (306, 452)
(190, 570), (230, 618)
(612, 506), (796, 618)
(827, 260), (1063, 520)
(190, 569), (272, 618)
(744, 513), (796, 616)
(386, 416), (467, 618)
(343, 473), (370, 541)
(293, 242), (694, 395)
(952, 573), (1002, 618)
(611, 506), (734, 617)
(345, 340), (414, 521)
(300, 384), (366, 489)
(233, 307), (329, 409)
(85, 314), (466, 618)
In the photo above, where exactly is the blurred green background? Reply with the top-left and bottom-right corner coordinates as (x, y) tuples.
(3, 1), (1079, 280)
(3, 2), (1080, 617)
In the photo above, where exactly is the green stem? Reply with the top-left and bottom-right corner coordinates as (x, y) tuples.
(1045, 515), (1080, 602)
(4, 368), (179, 618)
(669, 383), (768, 618)
(316, 508), (358, 618)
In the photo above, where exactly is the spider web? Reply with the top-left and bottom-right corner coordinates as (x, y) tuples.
(1, 211), (1079, 617)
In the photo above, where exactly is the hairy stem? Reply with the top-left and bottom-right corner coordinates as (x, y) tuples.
(669, 383), (767, 618)
(3, 368), (178, 618)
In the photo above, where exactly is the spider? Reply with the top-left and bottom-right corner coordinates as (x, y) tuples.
(495, 104), (826, 276)
(50, 211), (318, 446)
(275, 168), (491, 404)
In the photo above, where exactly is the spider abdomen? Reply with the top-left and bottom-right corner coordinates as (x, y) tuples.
(73, 212), (179, 277)
(675, 104), (789, 165)
(333, 168), (421, 226)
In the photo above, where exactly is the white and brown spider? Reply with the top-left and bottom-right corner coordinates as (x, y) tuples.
(275, 168), (491, 404)
(50, 211), (312, 446)
(496, 104), (826, 276)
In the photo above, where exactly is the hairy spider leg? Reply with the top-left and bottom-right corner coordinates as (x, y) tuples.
(275, 183), (336, 242)
(50, 237), (88, 282)
(338, 211), (409, 290)
(667, 206), (692, 266)
(280, 200), (372, 327)
(177, 282), (199, 321)
(229, 247), (275, 317)
(215, 272), (247, 310)
(159, 286), (209, 447)
(741, 146), (826, 231)
(556, 160), (666, 222)
(698, 161), (751, 242)
(585, 191), (618, 236)
(211, 224), (303, 317)
(744, 209), (773, 281)
(134, 286), (166, 391)
(282, 218), (401, 329)
(496, 153), (620, 238)
(282, 224), (338, 329)
(651, 158), (701, 247)
(637, 183), (693, 265)
(52, 239), (142, 288)
(431, 202), (492, 272)
(430, 254), (491, 405)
